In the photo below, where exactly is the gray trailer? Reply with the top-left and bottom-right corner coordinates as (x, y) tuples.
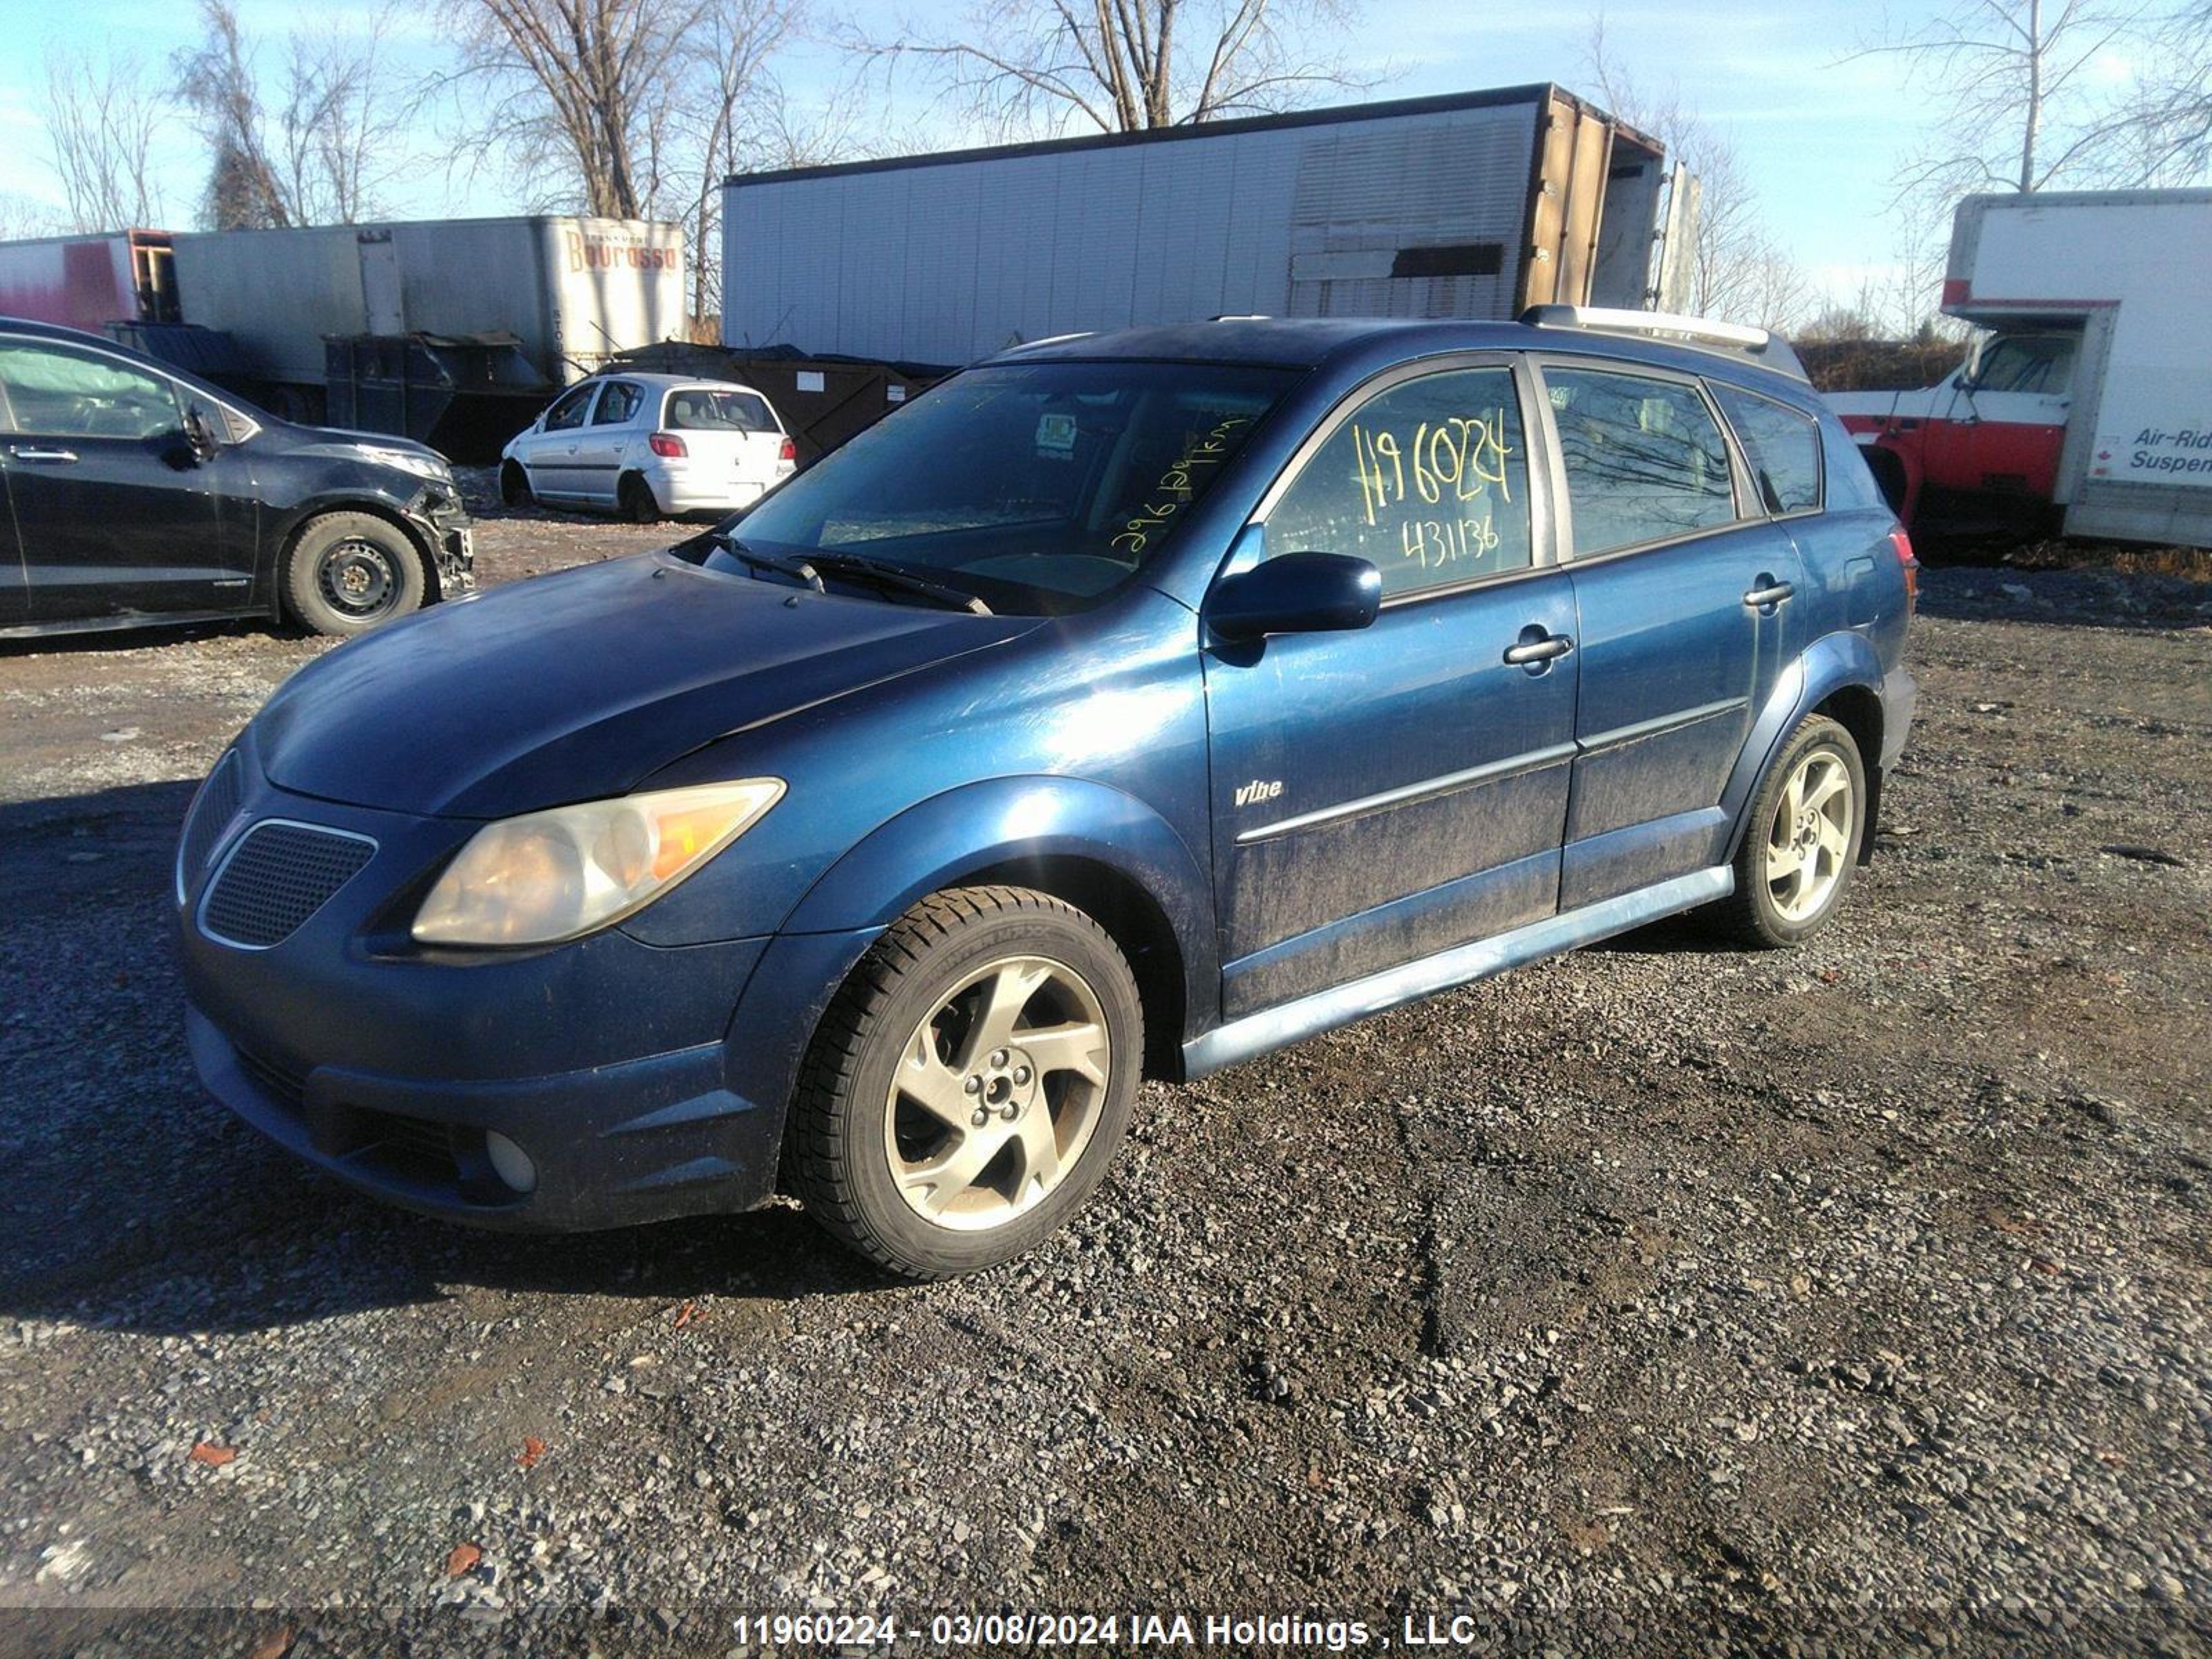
(166, 216), (686, 447)
(721, 84), (1691, 366)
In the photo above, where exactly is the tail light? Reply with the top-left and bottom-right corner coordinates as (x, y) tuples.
(648, 432), (686, 458)
(1889, 526), (1919, 606)
(778, 437), (796, 463)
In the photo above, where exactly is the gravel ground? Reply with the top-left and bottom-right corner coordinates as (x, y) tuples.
(0, 492), (2207, 1656)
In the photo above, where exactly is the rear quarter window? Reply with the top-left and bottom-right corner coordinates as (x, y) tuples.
(1712, 382), (1823, 515)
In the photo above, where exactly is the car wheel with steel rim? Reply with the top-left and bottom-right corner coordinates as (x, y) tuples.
(787, 885), (1143, 1278)
(283, 511), (428, 638)
(1709, 714), (1866, 948)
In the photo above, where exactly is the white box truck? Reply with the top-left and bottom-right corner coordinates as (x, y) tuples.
(721, 84), (1695, 366)
(1830, 189), (2212, 550)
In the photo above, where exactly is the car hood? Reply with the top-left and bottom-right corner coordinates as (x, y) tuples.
(253, 553), (1033, 817)
(265, 422), (449, 466)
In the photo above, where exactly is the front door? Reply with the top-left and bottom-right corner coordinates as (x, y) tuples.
(1538, 361), (1805, 909)
(516, 381), (601, 502)
(572, 378), (643, 507)
(1924, 330), (2076, 504)
(0, 339), (248, 624)
(1203, 359), (1580, 1018)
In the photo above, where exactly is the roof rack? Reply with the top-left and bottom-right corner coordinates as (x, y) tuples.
(1517, 304), (1808, 383)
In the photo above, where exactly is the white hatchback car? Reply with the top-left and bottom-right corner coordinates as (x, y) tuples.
(499, 373), (797, 521)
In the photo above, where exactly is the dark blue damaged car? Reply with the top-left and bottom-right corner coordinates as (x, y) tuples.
(178, 309), (1918, 1279)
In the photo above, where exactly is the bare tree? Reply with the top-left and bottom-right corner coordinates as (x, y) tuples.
(1584, 17), (1808, 328)
(671, 0), (810, 324)
(176, 0), (295, 227)
(2106, 2), (2212, 182)
(0, 192), (66, 241)
(1855, 0), (2162, 196)
(435, 0), (700, 218)
(40, 46), (169, 232)
(176, 0), (407, 229)
(858, 0), (1375, 137)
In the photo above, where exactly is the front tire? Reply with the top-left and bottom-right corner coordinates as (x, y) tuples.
(283, 512), (427, 637)
(499, 461), (532, 508)
(787, 886), (1143, 1279)
(1710, 715), (1866, 948)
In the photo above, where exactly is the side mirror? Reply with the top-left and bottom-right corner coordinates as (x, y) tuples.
(182, 406), (221, 462)
(1208, 550), (1382, 642)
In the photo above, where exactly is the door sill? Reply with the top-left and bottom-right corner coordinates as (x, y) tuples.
(1181, 865), (1733, 1078)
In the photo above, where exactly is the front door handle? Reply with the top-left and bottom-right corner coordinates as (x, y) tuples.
(1743, 580), (1795, 609)
(9, 447), (78, 465)
(1503, 632), (1575, 666)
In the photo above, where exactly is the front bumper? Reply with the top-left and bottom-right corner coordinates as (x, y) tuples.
(413, 486), (477, 600)
(176, 764), (826, 1231)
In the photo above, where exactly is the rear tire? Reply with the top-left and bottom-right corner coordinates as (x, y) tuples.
(786, 886), (1143, 1280)
(619, 474), (660, 524)
(1708, 715), (1866, 948)
(283, 512), (427, 638)
(499, 461), (532, 509)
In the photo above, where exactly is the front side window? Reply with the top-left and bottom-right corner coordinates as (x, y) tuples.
(1264, 365), (1533, 599)
(0, 344), (182, 440)
(713, 361), (1296, 614)
(1971, 335), (2074, 395)
(1712, 382), (1823, 515)
(543, 384), (597, 432)
(1548, 366), (1736, 558)
(666, 388), (776, 432)
(592, 382), (642, 425)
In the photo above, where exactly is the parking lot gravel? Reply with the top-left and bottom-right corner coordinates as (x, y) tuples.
(1, 494), (2206, 1656)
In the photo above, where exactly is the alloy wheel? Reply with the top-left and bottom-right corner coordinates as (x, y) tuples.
(1764, 749), (1855, 922)
(881, 954), (1112, 1232)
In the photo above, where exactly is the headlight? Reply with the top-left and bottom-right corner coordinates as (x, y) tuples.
(411, 780), (784, 947)
(360, 445), (451, 480)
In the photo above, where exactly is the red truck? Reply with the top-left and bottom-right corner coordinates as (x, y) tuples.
(1828, 189), (2212, 551)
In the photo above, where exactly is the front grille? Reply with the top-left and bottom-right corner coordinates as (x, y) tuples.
(200, 821), (377, 948)
(177, 751), (243, 901)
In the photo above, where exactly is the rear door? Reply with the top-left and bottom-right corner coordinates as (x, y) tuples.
(573, 378), (644, 507)
(1537, 359), (1805, 910)
(662, 385), (790, 506)
(0, 337), (251, 624)
(1203, 358), (1580, 1018)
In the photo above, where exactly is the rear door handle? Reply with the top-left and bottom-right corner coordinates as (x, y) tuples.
(1503, 633), (1575, 666)
(9, 447), (78, 465)
(1743, 581), (1795, 609)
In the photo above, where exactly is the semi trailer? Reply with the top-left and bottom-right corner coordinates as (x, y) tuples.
(720, 84), (1697, 366)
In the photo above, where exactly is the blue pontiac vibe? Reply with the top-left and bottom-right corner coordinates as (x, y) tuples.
(178, 310), (1918, 1278)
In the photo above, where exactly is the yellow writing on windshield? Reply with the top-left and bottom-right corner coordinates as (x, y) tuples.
(1109, 415), (1254, 559)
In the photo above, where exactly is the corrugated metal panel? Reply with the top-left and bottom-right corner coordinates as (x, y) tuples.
(722, 92), (1571, 363)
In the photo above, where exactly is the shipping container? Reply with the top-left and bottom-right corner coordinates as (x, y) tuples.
(1830, 189), (2212, 550)
(0, 229), (176, 332)
(720, 84), (1691, 366)
(167, 215), (686, 389)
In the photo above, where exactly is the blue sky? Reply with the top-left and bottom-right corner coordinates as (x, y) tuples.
(0, 0), (2136, 303)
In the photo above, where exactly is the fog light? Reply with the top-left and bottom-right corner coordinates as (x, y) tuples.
(483, 1131), (537, 1194)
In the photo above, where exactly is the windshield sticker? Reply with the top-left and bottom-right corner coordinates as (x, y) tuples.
(1036, 412), (1079, 458)
(1109, 415), (1254, 558)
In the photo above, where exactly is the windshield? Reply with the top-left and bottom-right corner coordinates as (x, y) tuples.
(706, 360), (1298, 614)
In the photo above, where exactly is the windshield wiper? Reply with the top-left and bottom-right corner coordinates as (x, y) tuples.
(718, 536), (825, 594)
(806, 552), (994, 616)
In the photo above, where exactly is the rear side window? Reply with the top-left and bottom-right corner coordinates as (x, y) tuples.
(665, 388), (776, 432)
(0, 344), (182, 440)
(1712, 383), (1822, 515)
(1264, 365), (1533, 599)
(592, 381), (643, 424)
(1547, 366), (1735, 558)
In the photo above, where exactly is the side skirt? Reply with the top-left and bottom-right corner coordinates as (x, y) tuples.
(1181, 865), (1734, 1079)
